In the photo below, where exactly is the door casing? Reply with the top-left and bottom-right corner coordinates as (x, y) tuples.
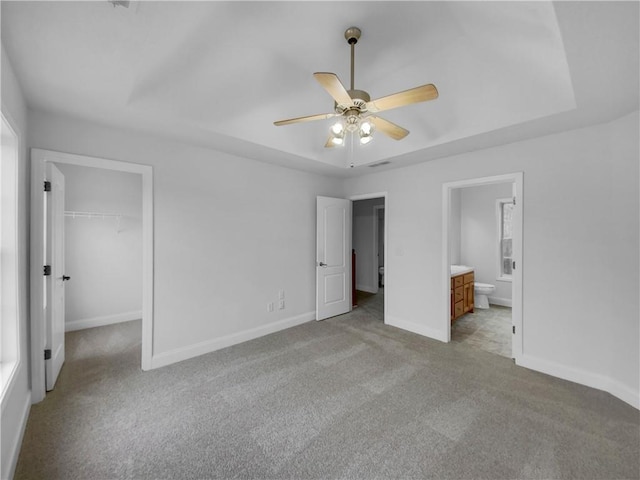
(30, 149), (154, 403)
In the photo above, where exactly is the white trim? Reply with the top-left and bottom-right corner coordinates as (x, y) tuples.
(348, 192), (388, 325)
(386, 315), (448, 343)
(488, 296), (512, 308)
(30, 148), (154, 403)
(1, 389), (31, 480)
(372, 204), (385, 294)
(442, 173), (523, 361)
(151, 311), (315, 369)
(65, 310), (142, 332)
(518, 354), (639, 410)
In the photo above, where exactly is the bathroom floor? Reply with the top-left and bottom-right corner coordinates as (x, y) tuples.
(451, 305), (512, 358)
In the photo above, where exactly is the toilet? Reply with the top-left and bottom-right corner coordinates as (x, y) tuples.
(474, 282), (495, 309)
(379, 266), (384, 286)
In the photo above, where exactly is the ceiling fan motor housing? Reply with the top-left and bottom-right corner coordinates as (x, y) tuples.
(335, 89), (370, 114)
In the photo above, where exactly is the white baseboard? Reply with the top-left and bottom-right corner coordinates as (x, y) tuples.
(386, 315), (448, 343)
(66, 310), (142, 332)
(151, 311), (315, 369)
(489, 296), (512, 307)
(518, 354), (639, 410)
(2, 389), (31, 480)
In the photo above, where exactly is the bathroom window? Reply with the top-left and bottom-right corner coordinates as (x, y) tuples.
(497, 199), (513, 281)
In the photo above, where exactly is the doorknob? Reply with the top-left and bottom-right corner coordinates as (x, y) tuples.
(319, 262), (327, 267)
(62, 275), (71, 281)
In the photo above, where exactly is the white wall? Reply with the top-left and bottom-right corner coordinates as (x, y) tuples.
(353, 197), (385, 292)
(56, 164), (142, 330)
(1, 45), (31, 480)
(344, 111), (640, 408)
(460, 183), (513, 304)
(28, 110), (344, 367)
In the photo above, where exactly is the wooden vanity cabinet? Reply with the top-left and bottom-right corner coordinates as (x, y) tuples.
(450, 271), (474, 323)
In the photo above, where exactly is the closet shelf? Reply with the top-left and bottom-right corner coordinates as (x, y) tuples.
(64, 211), (124, 233)
(64, 211), (123, 219)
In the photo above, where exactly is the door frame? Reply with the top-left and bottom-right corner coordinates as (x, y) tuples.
(442, 173), (523, 360)
(349, 192), (388, 324)
(372, 205), (385, 293)
(30, 148), (154, 403)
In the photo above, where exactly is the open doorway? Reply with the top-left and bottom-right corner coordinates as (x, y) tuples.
(30, 149), (153, 403)
(443, 174), (523, 361)
(351, 195), (386, 323)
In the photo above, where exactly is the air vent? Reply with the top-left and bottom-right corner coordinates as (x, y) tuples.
(368, 161), (391, 168)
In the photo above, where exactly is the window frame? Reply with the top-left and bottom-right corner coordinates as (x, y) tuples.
(0, 111), (21, 402)
(496, 198), (514, 282)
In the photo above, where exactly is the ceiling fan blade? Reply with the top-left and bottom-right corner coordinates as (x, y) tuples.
(274, 112), (336, 126)
(369, 116), (409, 140)
(313, 72), (353, 106)
(366, 83), (438, 113)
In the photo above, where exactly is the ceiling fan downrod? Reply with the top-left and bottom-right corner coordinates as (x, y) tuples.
(344, 27), (361, 91)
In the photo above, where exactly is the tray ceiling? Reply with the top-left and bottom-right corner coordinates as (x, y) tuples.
(1, 1), (638, 176)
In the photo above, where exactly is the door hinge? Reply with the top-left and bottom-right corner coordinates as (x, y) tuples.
(44, 349), (51, 360)
(43, 265), (51, 276)
(512, 326), (516, 334)
(512, 196), (516, 206)
(44, 181), (51, 192)
(512, 261), (516, 270)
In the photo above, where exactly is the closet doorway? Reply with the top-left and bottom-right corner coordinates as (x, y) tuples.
(30, 149), (153, 403)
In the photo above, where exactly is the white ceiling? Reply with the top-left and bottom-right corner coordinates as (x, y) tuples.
(2, 1), (638, 177)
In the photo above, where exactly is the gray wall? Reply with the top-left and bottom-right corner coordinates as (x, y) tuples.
(0, 45), (30, 480)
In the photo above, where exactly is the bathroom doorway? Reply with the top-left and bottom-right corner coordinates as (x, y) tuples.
(442, 174), (523, 361)
(351, 194), (387, 323)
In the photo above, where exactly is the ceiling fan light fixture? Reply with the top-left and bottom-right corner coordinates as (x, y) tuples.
(273, 25), (438, 154)
(330, 120), (344, 135)
(359, 119), (374, 145)
(331, 134), (345, 146)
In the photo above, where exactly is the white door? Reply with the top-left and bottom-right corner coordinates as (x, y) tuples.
(45, 163), (66, 391)
(316, 196), (352, 320)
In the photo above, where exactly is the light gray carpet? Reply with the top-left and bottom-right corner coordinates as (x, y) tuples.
(15, 294), (639, 479)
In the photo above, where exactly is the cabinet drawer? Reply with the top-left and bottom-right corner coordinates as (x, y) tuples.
(453, 275), (463, 288)
(454, 286), (464, 303)
(463, 273), (474, 284)
(454, 301), (464, 318)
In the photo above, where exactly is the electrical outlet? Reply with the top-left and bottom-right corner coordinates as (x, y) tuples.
(278, 299), (285, 310)
(267, 302), (274, 312)
(279, 289), (285, 300)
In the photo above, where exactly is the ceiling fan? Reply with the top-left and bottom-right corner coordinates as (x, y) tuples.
(274, 26), (438, 148)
